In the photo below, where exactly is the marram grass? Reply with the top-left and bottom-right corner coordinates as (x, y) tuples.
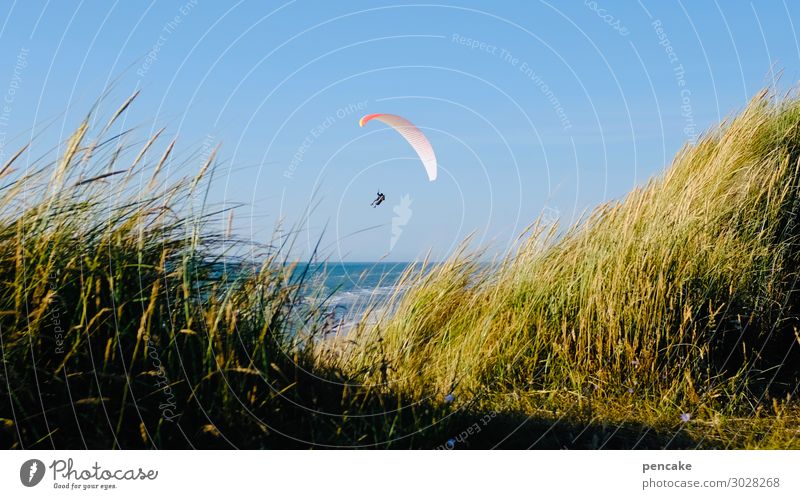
(328, 89), (800, 448)
(2, 90), (800, 449)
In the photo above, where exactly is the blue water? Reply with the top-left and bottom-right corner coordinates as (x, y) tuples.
(210, 260), (419, 326)
(309, 262), (415, 311)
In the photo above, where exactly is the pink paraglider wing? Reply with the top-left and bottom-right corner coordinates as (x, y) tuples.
(359, 113), (437, 181)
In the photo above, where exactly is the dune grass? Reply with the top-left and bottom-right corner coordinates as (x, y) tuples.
(2, 90), (800, 449)
(328, 89), (800, 448)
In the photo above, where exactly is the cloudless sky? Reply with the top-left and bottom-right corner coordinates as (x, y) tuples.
(1, 1), (799, 261)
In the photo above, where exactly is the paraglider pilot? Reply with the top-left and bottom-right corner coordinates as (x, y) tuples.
(371, 191), (386, 207)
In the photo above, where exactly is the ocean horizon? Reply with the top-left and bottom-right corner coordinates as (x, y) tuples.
(303, 261), (417, 313)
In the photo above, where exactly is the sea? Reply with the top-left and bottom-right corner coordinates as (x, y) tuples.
(207, 260), (416, 333)
(305, 261), (415, 314)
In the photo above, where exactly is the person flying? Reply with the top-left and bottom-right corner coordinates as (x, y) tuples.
(371, 191), (386, 207)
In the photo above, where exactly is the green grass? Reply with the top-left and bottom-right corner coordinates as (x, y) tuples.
(2, 90), (800, 449)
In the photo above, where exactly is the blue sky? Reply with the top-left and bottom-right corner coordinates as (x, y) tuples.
(1, 1), (799, 261)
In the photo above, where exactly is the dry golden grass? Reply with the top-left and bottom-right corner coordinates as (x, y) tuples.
(327, 89), (800, 448)
(3, 89), (800, 449)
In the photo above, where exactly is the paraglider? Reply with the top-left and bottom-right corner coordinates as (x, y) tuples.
(359, 113), (437, 182)
(371, 191), (386, 207)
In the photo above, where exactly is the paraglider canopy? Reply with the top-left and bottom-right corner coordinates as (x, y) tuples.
(359, 113), (437, 181)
